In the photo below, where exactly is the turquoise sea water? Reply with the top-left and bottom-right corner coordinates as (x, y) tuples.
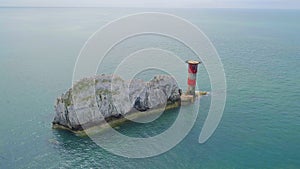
(0, 8), (300, 168)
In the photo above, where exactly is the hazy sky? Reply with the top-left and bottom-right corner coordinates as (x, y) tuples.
(0, 0), (299, 9)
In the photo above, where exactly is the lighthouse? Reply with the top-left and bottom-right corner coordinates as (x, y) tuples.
(186, 60), (201, 96)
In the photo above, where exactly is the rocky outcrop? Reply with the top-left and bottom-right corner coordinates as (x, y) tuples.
(52, 74), (181, 131)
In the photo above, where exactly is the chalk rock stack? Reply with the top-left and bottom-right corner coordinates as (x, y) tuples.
(52, 74), (181, 131)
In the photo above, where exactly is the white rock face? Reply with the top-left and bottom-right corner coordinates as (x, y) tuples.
(52, 74), (181, 130)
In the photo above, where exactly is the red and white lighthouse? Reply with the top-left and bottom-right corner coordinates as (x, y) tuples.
(186, 60), (201, 96)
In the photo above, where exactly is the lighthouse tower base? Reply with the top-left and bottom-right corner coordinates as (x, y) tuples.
(180, 90), (208, 104)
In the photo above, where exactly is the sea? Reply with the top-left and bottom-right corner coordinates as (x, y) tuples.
(0, 7), (299, 169)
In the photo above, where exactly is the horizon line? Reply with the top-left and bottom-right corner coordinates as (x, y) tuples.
(0, 6), (299, 10)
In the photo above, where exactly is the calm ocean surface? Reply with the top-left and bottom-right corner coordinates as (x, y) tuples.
(0, 8), (299, 168)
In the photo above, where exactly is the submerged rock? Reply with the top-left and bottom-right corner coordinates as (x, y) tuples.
(52, 74), (181, 131)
